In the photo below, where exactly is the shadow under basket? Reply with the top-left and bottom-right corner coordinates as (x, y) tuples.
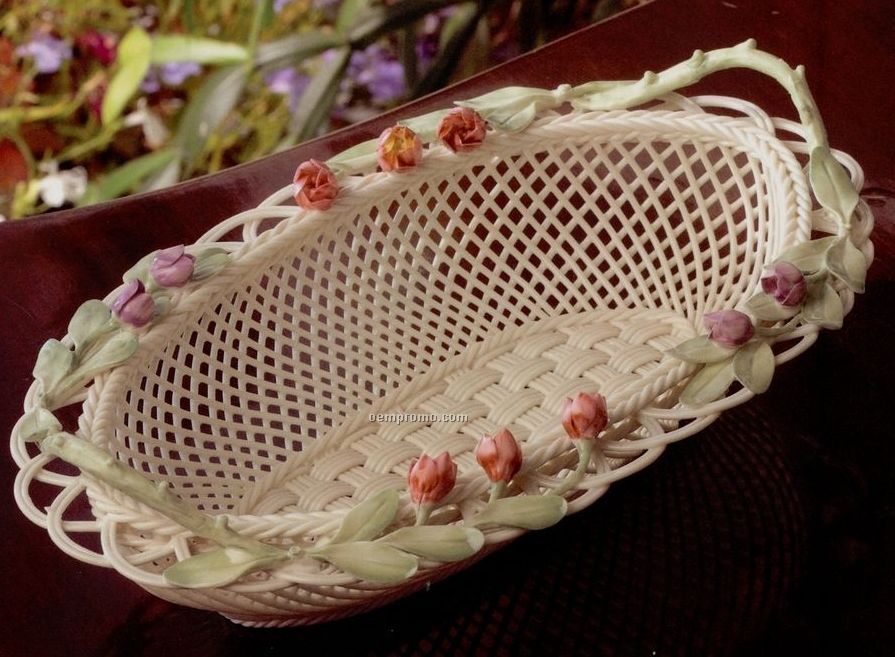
(11, 42), (874, 626)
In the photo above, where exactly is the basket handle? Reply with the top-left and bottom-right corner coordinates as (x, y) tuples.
(326, 40), (859, 237)
(565, 39), (859, 233)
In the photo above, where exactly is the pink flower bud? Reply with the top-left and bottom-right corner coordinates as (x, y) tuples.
(703, 310), (754, 348)
(111, 280), (155, 327)
(436, 107), (487, 153)
(377, 125), (423, 172)
(561, 392), (609, 440)
(150, 245), (195, 287)
(292, 159), (339, 211)
(761, 261), (807, 307)
(408, 452), (457, 504)
(476, 428), (523, 483)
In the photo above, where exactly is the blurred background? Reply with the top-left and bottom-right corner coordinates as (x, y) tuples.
(0, 0), (645, 220)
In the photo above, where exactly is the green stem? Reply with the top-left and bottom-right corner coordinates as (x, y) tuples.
(553, 439), (594, 497)
(41, 432), (281, 556)
(415, 503), (432, 526)
(246, 0), (271, 59)
(488, 481), (507, 503)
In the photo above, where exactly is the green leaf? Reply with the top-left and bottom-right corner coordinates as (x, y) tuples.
(414, 2), (480, 96)
(163, 547), (287, 588)
(140, 156), (182, 193)
(733, 340), (775, 394)
(668, 336), (736, 363)
(74, 330), (139, 381)
(346, 0), (458, 47)
(746, 293), (800, 321)
(68, 300), (116, 352)
(809, 146), (860, 225)
(398, 108), (450, 143)
(123, 252), (156, 284)
(326, 138), (379, 174)
(679, 358), (736, 406)
(825, 236), (868, 293)
(314, 542), (418, 583)
(775, 236), (839, 273)
(151, 36), (248, 65)
(379, 525), (484, 562)
(33, 339), (75, 395)
(329, 489), (399, 544)
(175, 64), (249, 165)
(254, 32), (346, 67)
(281, 47), (350, 147)
(802, 282), (844, 329)
(336, 0), (371, 33)
(81, 149), (179, 205)
(102, 27), (153, 125)
(468, 495), (568, 530)
(192, 250), (230, 280)
(18, 407), (62, 443)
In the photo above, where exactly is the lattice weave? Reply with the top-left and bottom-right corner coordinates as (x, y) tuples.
(11, 85), (872, 626)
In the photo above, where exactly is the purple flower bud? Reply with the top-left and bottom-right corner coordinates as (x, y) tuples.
(761, 261), (807, 307)
(150, 245), (195, 287)
(703, 310), (754, 348)
(111, 280), (155, 327)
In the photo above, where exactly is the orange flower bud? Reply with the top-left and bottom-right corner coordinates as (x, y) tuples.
(561, 392), (608, 440)
(293, 159), (339, 210)
(376, 125), (423, 172)
(436, 107), (487, 153)
(475, 428), (523, 483)
(408, 452), (457, 504)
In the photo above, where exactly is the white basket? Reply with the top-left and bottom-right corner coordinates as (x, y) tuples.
(11, 42), (873, 627)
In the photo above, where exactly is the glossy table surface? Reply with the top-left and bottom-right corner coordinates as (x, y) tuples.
(1, 0), (893, 655)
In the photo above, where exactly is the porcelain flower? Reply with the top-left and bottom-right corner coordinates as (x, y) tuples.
(561, 392), (608, 440)
(111, 280), (155, 327)
(437, 107), (487, 153)
(408, 452), (457, 504)
(377, 125), (423, 172)
(476, 428), (523, 483)
(150, 245), (195, 287)
(761, 262), (808, 307)
(293, 159), (339, 210)
(703, 310), (754, 348)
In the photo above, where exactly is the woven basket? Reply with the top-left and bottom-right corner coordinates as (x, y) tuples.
(11, 42), (874, 627)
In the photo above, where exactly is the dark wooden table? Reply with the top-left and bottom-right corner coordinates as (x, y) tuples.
(2, 1), (893, 655)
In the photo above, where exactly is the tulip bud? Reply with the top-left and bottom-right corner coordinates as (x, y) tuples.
(703, 310), (755, 348)
(292, 159), (339, 211)
(436, 107), (487, 153)
(408, 452), (457, 504)
(476, 428), (523, 483)
(377, 125), (423, 172)
(761, 261), (808, 307)
(111, 280), (155, 327)
(561, 392), (609, 440)
(150, 245), (195, 287)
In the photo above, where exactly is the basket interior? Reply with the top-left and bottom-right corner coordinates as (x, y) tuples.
(106, 117), (789, 512)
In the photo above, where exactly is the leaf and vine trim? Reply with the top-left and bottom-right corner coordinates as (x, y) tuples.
(671, 147), (869, 406)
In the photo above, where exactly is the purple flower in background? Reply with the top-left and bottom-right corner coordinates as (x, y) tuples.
(142, 61), (202, 93)
(274, 0), (291, 12)
(160, 61), (201, 86)
(348, 44), (405, 105)
(141, 69), (161, 94)
(16, 34), (71, 74)
(265, 67), (310, 111)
